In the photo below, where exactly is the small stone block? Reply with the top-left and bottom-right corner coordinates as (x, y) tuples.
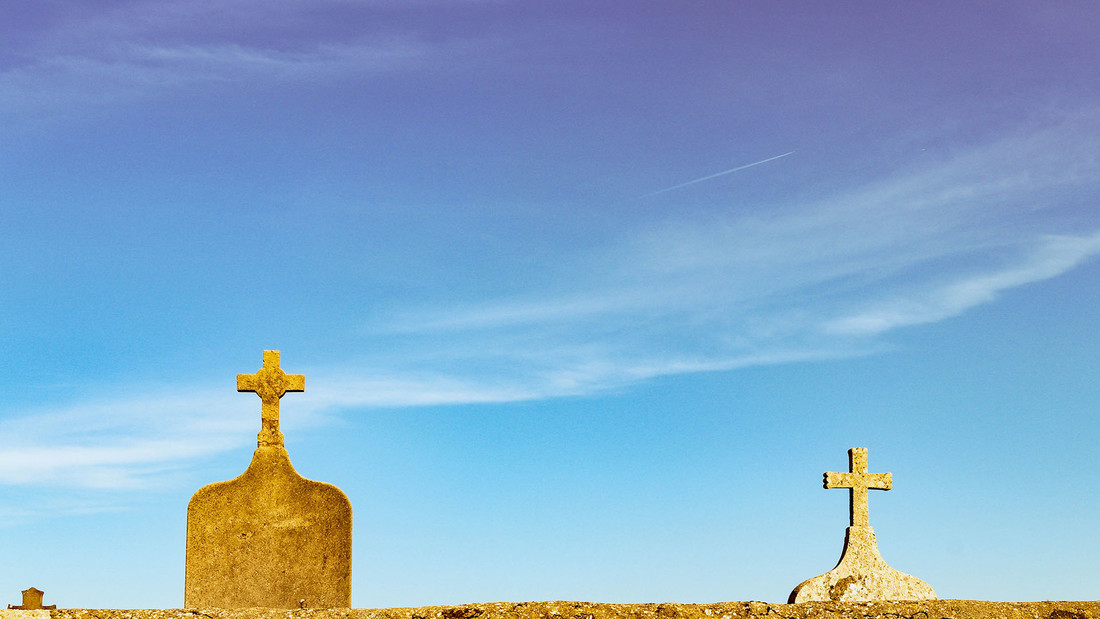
(8, 588), (55, 610)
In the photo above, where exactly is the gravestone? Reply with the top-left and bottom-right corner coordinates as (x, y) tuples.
(8, 588), (55, 610)
(185, 350), (352, 609)
(789, 447), (935, 602)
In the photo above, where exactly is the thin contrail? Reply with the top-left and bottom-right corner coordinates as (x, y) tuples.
(637, 151), (795, 199)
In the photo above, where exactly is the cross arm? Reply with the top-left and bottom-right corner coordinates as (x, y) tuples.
(824, 471), (892, 490)
(283, 374), (305, 392)
(237, 374), (258, 392)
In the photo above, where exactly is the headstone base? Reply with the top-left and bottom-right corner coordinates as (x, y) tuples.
(790, 525), (935, 602)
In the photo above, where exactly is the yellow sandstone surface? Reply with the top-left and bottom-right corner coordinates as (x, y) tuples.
(791, 449), (934, 602)
(185, 351), (352, 609)
(10, 601), (1100, 619)
(184, 444), (353, 608)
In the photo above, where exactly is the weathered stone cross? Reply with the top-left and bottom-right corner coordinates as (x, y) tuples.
(824, 447), (892, 528)
(237, 350), (304, 447)
(790, 447), (935, 602)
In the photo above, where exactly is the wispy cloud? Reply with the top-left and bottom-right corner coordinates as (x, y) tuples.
(0, 497), (128, 528)
(368, 112), (1100, 388)
(3, 111), (1098, 501)
(0, 390), (249, 489)
(0, 0), (480, 124)
(826, 232), (1100, 335)
(130, 40), (425, 80)
(0, 39), (426, 120)
(0, 373), (540, 493)
(0, 348), (852, 497)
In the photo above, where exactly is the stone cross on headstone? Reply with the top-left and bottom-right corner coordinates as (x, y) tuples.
(185, 350), (352, 609)
(8, 587), (55, 610)
(236, 349), (304, 447)
(789, 447), (935, 603)
(825, 447), (891, 528)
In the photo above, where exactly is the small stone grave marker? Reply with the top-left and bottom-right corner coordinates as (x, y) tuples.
(185, 350), (352, 608)
(8, 587), (55, 610)
(789, 447), (935, 602)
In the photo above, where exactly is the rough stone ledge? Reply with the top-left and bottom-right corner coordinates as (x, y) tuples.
(4, 600), (1100, 619)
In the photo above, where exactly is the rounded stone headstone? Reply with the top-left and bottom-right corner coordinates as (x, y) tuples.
(184, 351), (352, 609)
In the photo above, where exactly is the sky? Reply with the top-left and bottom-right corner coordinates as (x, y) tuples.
(2, 0), (1100, 609)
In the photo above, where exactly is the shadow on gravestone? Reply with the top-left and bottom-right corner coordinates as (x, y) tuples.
(789, 447), (935, 603)
(185, 350), (352, 609)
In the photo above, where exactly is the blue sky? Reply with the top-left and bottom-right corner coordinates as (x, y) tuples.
(2, 0), (1100, 608)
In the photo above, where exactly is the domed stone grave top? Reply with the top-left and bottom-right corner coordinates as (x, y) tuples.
(789, 447), (935, 603)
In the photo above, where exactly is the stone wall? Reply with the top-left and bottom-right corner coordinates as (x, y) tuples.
(3, 600), (1099, 619)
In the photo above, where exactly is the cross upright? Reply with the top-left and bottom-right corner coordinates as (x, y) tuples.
(824, 447), (892, 528)
(237, 350), (304, 447)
